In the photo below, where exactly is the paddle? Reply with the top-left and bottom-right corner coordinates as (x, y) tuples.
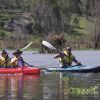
(42, 40), (66, 58)
(22, 60), (33, 67)
(42, 40), (65, 56)
(42, 40), (61, 52)
(20, 42), (33, 51)
(20, 42), (34, 67)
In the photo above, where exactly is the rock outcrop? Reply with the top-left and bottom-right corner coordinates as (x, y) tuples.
(4, 12), (33, 34)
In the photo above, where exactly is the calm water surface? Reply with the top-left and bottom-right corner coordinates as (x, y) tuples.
(0, 50), (100, 100)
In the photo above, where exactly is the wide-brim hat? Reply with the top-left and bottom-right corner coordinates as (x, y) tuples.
(13, 49), (23, 55)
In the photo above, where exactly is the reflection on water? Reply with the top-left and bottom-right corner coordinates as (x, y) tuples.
(42, 72), (100, 100)
(22, 75), (41, 100)
(0, 74), (41, 100)
(0, 75), (6, 98)
(62, 73), (100, 100)
(0, 72), (100, 100)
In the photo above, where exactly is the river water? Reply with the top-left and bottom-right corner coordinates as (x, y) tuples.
(0, 50), (100, 100)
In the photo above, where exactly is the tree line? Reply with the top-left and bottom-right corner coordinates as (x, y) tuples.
(0, 0), (100, 49)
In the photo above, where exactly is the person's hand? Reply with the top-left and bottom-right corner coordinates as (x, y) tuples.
(18, 57), (22, 60)
(77, 62), (82, 65)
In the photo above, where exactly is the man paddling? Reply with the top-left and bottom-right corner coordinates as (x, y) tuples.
(54, 47), (82, 67)
(0, 50), (11, 67)
(10, 49), (24, 68)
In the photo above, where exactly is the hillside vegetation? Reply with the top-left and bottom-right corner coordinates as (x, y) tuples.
(0, 0), (100, 50)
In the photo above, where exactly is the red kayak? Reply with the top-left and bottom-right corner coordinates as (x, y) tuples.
(0, 66), (40, 75)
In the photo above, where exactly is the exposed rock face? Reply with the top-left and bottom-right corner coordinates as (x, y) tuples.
(4, 19), (15, 32)
(4, 12), (33, 34)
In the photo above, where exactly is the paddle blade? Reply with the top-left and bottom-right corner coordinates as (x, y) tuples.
(20, 42), (33, 51)
(42, 41), (56, 50)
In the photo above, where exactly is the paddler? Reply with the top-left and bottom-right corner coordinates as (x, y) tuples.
(54, 47), (82, 67)
(0, 50), (11, 67)
(10, 49), (24, 68)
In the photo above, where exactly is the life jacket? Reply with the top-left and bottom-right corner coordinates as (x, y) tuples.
(11, 57), (24, 67)
(59, 50), (74, 66)
(0, 56), (11, 67)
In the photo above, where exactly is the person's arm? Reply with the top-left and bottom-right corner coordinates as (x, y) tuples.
(54, 54), (61, 58)
(7, 57), (11, 66)
(73, 56), (82, 65)
(54, 52), (66, 58)
(10, 58), (18, 66)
